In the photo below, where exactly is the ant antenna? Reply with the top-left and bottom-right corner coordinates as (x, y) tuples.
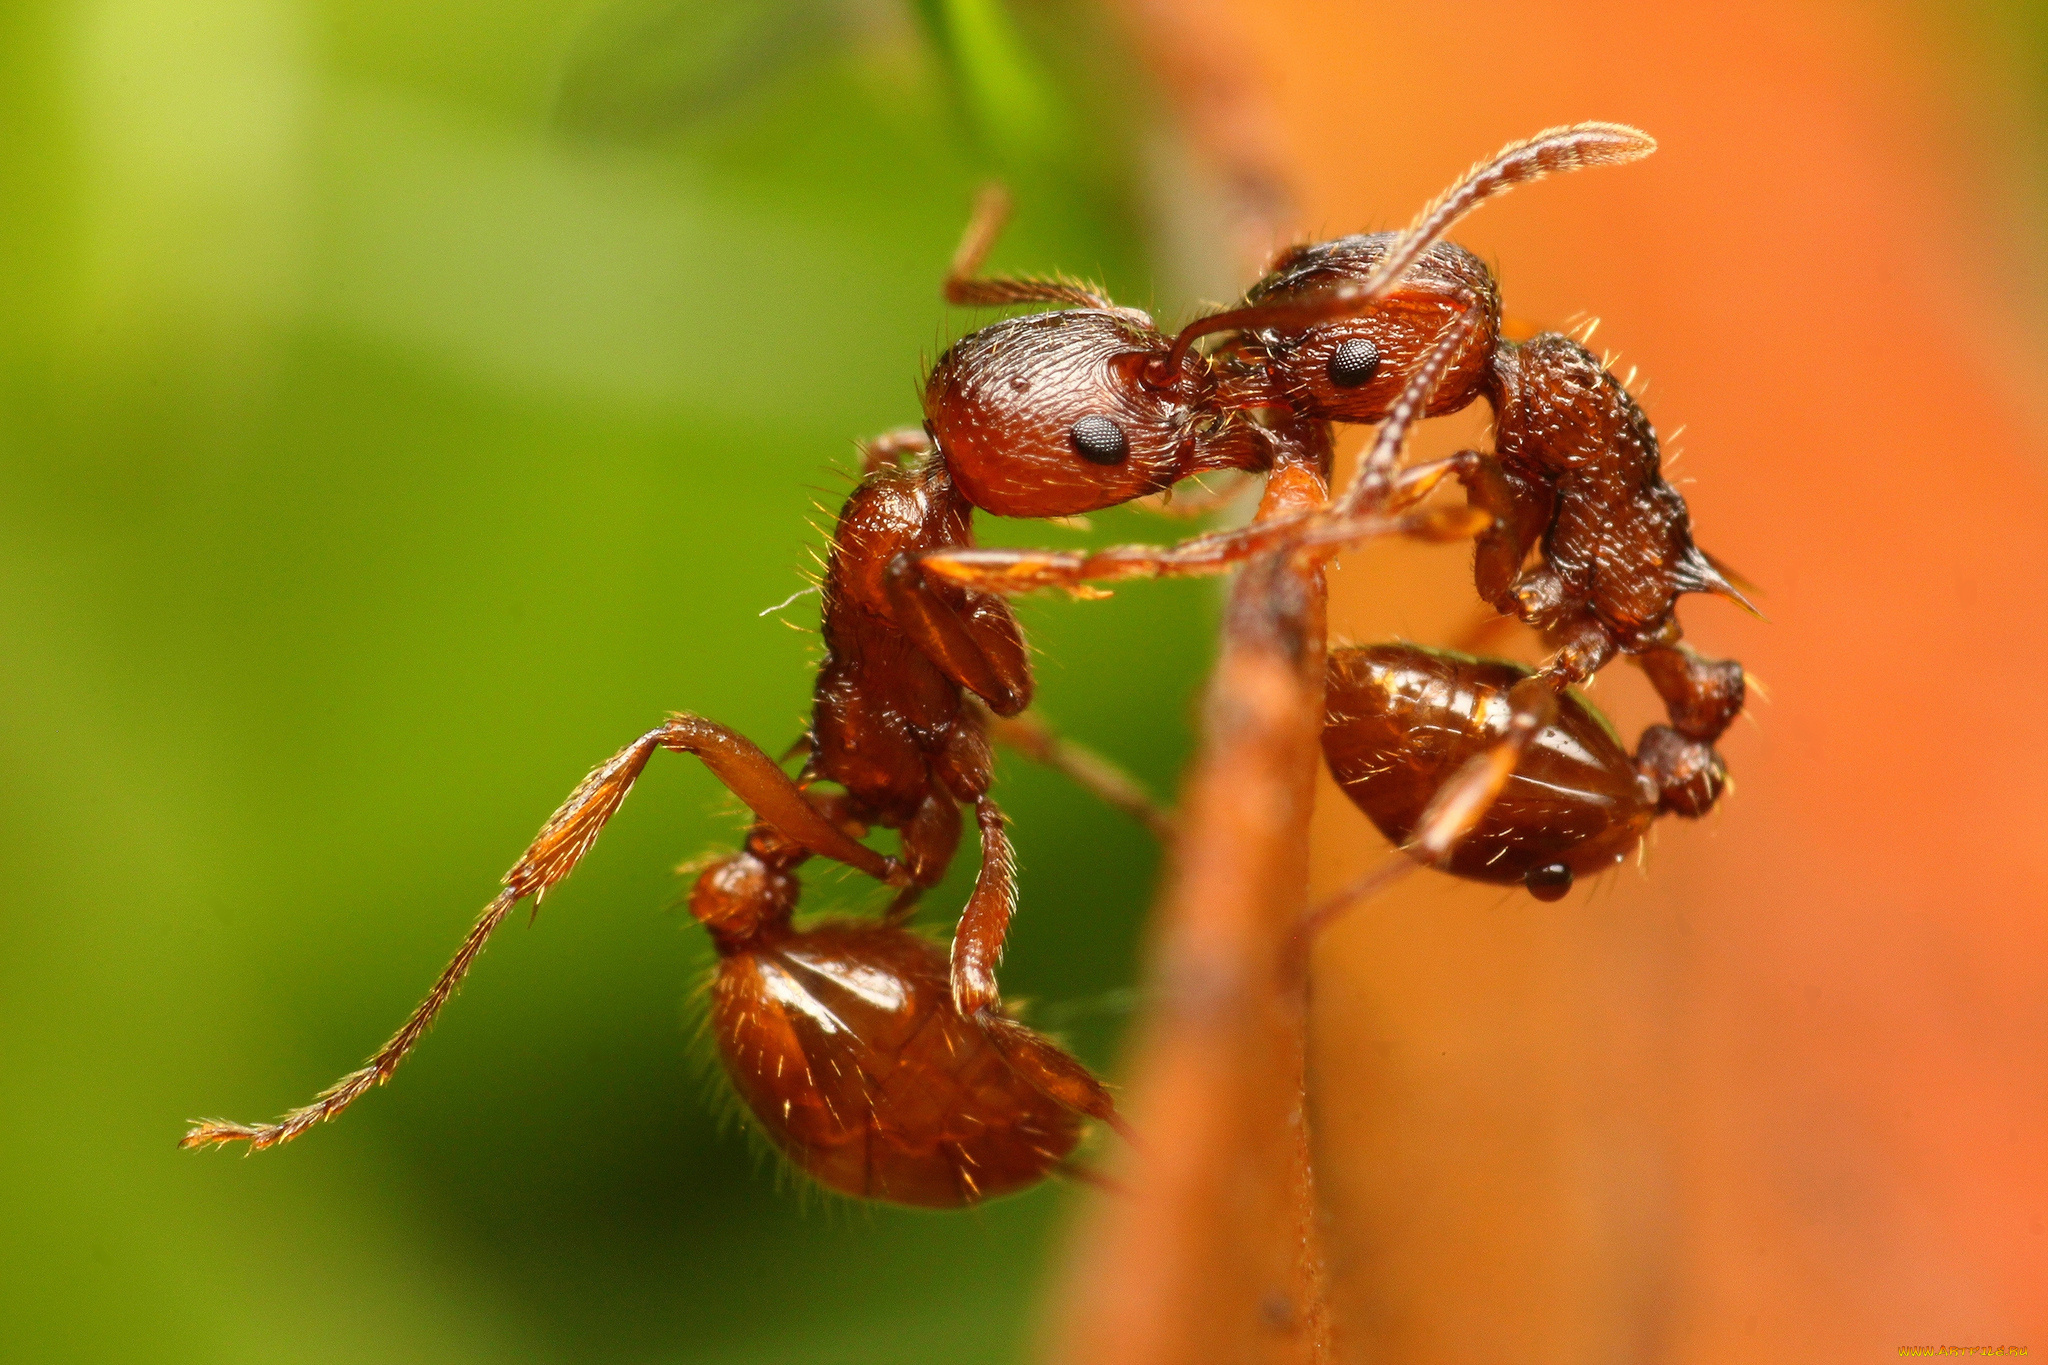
(1146, 122), (1656, 387)
(1357, 121), (1655, 299)
(945, 184), (1115, 311)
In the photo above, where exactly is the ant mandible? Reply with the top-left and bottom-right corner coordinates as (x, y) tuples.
(182, 121), (1725, 1206)
(920, 121), (1750, 902)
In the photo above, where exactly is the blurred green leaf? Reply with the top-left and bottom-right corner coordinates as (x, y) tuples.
(555, 0), (850, 137)
(911, 0), (1072, 167)
(0, 3), (1202, 1363)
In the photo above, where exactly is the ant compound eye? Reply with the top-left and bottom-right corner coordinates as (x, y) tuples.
(1326, 337), (1381, 388)
(1068, 414), (1129, 465)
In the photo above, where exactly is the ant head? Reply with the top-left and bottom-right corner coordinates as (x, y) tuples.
(1233, 235), (1500, 422)
(924, 309), (1226, 519)
(1195, 122), (1656, 422)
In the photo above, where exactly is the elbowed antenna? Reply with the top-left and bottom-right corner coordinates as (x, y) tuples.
(944, 183), (1115, 312)
(1356, 121), (1656, 299)
(1146, 122), (1657, 385)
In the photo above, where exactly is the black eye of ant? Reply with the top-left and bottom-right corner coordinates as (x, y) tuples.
(1327, 337), (1381, 388)
(1068, 414), (1129, 465)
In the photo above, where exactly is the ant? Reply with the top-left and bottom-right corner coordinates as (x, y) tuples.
(1321, 643), (1719, 904)
(182, 122), (1742, 1207)
(920, 122), (1749, 902)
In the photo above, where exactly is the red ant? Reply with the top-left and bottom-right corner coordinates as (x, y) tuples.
(1321, 643), (1720, 904)
(921, 121), (1749, 902)
(182, 122), (1742, 1206)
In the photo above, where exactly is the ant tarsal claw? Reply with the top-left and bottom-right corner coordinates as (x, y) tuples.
(184, 123), (1746, 1210)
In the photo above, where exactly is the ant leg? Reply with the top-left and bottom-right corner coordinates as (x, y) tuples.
(1282, 851), (1421, 979)
(1406, 674), (1561, 864)
(886, 791), (963, 923)
(970, 697), (1174, 839)
(951, 797), (1126, 1131)
(514, 715), (898, 892)
(182, 715), (903, 1152)
(911, 499), (1477, 597)
(882, 555), (1034, 714)
(1405, 623), (1615, 867)
(1392, 449), (1555, 612)
(1131, 471), (1256, 520)
(948, 797), (1017, 1021)
(857, 427), (932, 475)
(944, 185), (1117, 311)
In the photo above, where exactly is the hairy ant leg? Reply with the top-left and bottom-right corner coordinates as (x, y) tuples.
(972, 698), (1175, 839)
(945, 184), (1118, 311)
(1381, 447), (1553, 612)
(948, 796), (1128, 1133)
(857, 426), (933, 474)
(879, 550), (1034, 714)
(944, 796), (1016, 1021)
(182, 715), (905, 1152)
(909, 498), (1476, 597)
(881, 790), (963, 919)
(521, 715), (902, 890)
(1286, 850), (1420, 976)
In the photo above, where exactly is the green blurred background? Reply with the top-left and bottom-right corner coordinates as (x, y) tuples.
(6, 1), (2046, 1362)
(0, 2), (1222, 1360)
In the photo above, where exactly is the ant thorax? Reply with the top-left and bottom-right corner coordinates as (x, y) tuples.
(183, 124), (1750, 1228)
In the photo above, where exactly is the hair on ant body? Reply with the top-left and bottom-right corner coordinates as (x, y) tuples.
(184, 123), (1749, 1208)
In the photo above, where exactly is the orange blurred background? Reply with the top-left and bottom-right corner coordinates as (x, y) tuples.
(1202, 3), (2048, 1360)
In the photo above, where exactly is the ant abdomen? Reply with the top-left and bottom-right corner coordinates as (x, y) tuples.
(1323, 643), (1693, 901)
(698, 854), (1082, 1207)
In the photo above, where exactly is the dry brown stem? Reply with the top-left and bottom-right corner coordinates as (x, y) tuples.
(1044, 419), (1334, 1364)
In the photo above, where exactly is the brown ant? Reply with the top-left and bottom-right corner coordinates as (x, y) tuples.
(181, 122), (1742, 1207)
(921, 121), (1750, 900)
(1321, 643), (1722, 904)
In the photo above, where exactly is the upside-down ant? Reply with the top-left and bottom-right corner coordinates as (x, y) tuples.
(183, 122), (1748, 1208)
(1322, 643), (1721, 903)
(921, 121), (1749, 900)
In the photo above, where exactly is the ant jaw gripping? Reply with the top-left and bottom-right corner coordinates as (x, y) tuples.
(924, 313), (1230, 519)
(1147, 121), (1655, 396)
(1148, 281), (1396, 389)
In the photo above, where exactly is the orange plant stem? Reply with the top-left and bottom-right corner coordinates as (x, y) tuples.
(1045, 418), (1334, 1365)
